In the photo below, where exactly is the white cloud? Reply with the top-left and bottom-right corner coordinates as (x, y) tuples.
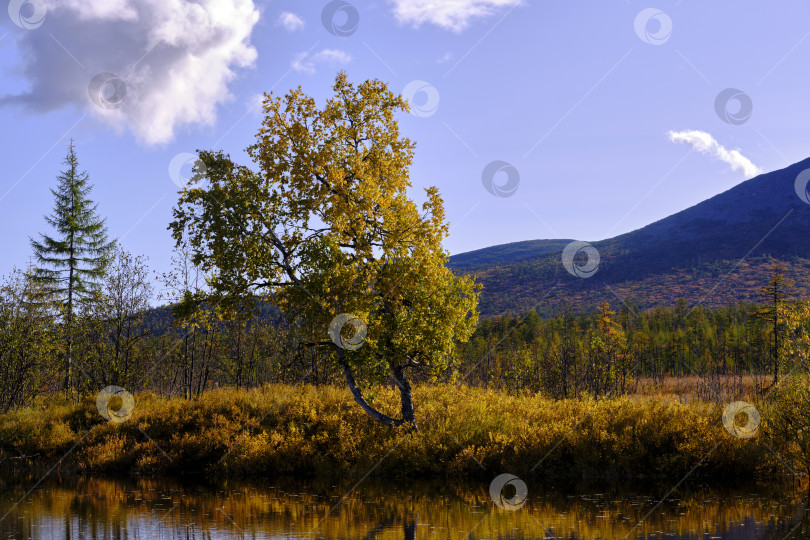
(668, 130), (762, 179)
(436, 52), (454, 64)
(291, 49), (351, 74)
(52, 0), (138, 21)
(2, 0), (260, 145)
(278, 11), (305, 31)
(388, 0), (522, 31)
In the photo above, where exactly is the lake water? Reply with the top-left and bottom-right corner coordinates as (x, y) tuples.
(0, 474), (807, 539)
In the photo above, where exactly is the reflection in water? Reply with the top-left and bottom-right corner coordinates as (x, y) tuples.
(0, 474), (807, 539)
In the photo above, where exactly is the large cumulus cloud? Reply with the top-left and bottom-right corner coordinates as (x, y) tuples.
(3, 0), (260, 145)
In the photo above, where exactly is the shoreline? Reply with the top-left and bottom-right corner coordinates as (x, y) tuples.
(0, 384), (792, 482)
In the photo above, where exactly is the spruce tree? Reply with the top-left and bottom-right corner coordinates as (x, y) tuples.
(30, 141), (116, 392)
(755, 262), (794, 387)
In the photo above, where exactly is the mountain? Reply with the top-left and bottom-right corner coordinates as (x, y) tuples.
(449, 157), (810, 318)
(449, 239), (575, 269)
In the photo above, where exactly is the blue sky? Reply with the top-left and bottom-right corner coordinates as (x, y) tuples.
(1, 0), (809, 290)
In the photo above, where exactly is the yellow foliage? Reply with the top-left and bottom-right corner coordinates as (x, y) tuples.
(0, 384), (776, 480)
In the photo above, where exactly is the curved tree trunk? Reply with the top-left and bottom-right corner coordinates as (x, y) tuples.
(336, 346), (418, 431)
(339, 358), (400, 427)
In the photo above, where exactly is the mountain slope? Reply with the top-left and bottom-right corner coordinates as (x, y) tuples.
(450, 157), (810, 317)
(449, 239), (575, 269)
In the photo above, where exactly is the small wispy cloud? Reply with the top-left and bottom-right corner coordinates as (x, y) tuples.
(278, 11), (305, 31)
(668, 130), (762, 179)
(388, 0), (522, 32)
(291, 49), (351, 74)
(436, 51), (454, 64)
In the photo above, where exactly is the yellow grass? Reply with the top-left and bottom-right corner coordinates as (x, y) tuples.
(0, 384), (780, 480)
(632, 375), (767, 403)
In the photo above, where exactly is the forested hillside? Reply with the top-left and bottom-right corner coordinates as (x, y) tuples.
(450, 158), (810, 317)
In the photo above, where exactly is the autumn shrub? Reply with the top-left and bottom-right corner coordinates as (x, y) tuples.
(0, 384), (779, 481)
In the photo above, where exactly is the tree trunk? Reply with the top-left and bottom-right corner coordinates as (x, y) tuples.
(336, 346), (418, 431)
(773, 310), (779, 387)
(391, 364), (418, 431)
(65, 239), (75, 395)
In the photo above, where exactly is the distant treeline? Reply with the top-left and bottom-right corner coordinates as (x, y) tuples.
(0, 256), (794, 411)
(457, 300), (779, 400)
